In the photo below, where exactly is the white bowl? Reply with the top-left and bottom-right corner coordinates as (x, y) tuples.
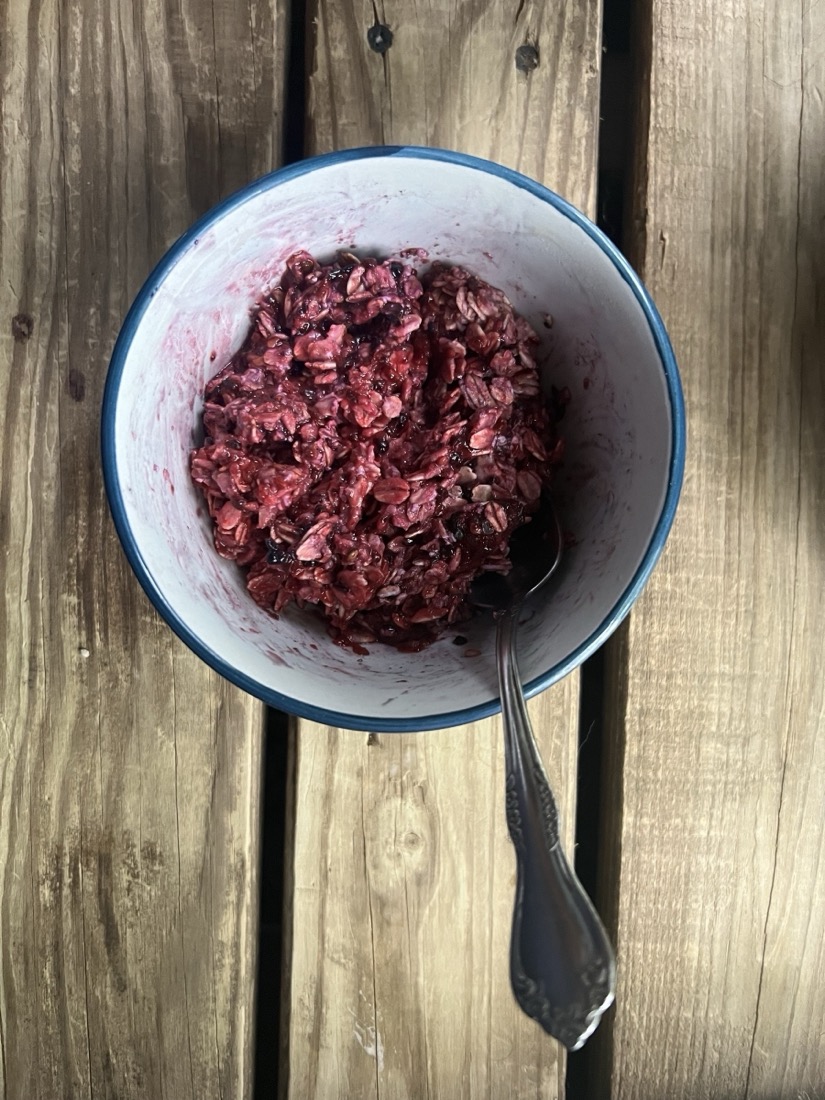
(102, 147), (685, 732)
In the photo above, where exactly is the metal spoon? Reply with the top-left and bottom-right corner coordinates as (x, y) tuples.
(471, 496), (616, 1050)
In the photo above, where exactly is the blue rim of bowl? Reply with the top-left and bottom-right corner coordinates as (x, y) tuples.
(102, 145), (686, 733)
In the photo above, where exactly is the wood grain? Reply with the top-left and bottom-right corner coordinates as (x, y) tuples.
(0, 0), (285, 1095)
(281, 3), (601, 1097)
(595, 0), (825, 1096)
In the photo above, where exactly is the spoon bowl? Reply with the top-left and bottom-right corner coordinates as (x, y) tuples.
(471, 496), (565, 613)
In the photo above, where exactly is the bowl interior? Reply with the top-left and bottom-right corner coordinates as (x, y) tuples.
(106, 150), (678, 730)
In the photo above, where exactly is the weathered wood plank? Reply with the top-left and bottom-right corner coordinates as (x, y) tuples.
(281, 3), (601, 1097)
(0, 0), (286, 1095)
(306, 0), (599, 212)
(595, 0), (825, 1095)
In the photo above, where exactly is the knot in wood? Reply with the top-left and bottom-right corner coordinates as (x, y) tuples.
(403, 831), (422, 851)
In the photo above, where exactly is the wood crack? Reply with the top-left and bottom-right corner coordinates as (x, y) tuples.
(171, 671), (197, 1099)
(77, 824), (96, 1100)
(744, 5), (808, 1092)
(360, 778), (381, 1100)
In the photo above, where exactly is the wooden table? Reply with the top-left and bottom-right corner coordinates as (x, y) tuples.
(1, 1), (823, 1097)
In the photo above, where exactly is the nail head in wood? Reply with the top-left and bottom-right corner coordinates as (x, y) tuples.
(11, 313), (34, 342)
(367, 21), (393, 54)
(515, 44), (539, 73)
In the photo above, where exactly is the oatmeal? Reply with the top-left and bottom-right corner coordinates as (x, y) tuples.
(190, 251), (564, 651)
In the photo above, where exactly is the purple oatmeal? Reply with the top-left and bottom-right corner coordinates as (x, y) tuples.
(190, 250), (565, 652)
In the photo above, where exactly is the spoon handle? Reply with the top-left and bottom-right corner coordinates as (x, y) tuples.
(496, 609), (616, 1050)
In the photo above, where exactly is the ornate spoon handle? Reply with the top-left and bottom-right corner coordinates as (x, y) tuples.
(496, 609), (616, 1050)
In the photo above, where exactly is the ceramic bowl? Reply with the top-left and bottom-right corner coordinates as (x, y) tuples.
(102, 146), (685, 732)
